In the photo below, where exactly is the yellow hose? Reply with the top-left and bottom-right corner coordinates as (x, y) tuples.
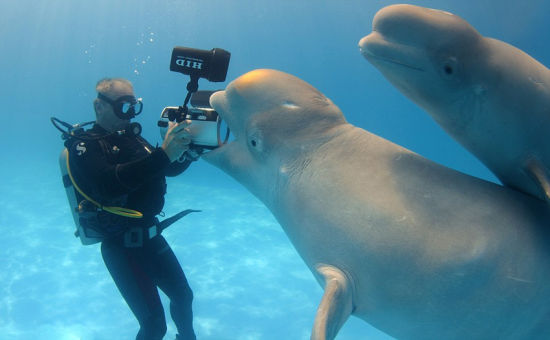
(65, 150), (143, 219)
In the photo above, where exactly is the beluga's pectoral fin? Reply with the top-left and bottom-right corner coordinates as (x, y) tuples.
(525, 158), (550, 203)
(311, 264), (354, 340)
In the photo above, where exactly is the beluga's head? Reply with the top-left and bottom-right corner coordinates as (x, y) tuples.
(359, 4), (488, 131)
(202, 69), (347, 205)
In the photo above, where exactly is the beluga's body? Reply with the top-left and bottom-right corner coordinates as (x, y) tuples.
(202, 69), (550, 340)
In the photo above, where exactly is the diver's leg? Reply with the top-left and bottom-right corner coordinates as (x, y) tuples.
(101, 239), (167, 340)
(147, 236), (196, 340)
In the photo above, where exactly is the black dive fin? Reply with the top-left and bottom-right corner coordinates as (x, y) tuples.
(158, 209), (201, 232)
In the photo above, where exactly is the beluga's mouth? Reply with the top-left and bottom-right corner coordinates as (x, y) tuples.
(358, 32), (426, 73)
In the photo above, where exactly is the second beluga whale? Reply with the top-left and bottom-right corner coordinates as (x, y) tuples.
(359, 4), (550, 203)
(202, 69), (550, 339)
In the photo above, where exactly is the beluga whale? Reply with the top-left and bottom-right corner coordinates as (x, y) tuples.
(359, 4), (550, 203)
(202, 69), (550, 339)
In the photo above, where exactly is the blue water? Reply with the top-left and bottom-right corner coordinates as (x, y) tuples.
(1, 0), (550, 339)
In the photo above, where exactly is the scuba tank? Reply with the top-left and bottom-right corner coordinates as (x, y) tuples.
(59, 148), (104, 245)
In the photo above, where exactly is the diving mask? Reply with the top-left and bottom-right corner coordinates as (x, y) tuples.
(98, 93), (143, 119)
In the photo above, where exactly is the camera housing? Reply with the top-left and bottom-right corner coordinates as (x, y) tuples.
(158, 91), (229, 149)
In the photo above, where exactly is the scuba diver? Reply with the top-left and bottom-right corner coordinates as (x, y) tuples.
(56, 78), (198, 340)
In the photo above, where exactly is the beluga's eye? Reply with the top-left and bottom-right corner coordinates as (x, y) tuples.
(440, 57), (458, 79)
(246, 122), (266, 157)
(247, 127), (264, 154)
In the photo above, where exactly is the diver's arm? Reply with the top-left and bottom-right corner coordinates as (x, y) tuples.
(165, 157), (193, 177)
(114, 120), (194, 186)
(70, 120), (191, 197)
(70, 139), (170, 198)
(160, 120), (195, 177)
(114, 148), (171, 189)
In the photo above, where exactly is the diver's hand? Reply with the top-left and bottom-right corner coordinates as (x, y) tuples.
(162, 120), (192, 162)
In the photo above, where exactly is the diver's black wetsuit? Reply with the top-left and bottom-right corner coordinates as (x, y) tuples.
(69, 124), (196, 340)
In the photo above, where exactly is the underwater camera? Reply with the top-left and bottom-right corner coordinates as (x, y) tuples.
(158, 46), (231, 149)
(158, 90), (230, 149)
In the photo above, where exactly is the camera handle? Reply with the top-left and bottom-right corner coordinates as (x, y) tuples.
(169, 75), (200, 123)
(167, 75), (205, 160)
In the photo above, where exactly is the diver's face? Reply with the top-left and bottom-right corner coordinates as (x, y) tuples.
(95, 82), (135, 132)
